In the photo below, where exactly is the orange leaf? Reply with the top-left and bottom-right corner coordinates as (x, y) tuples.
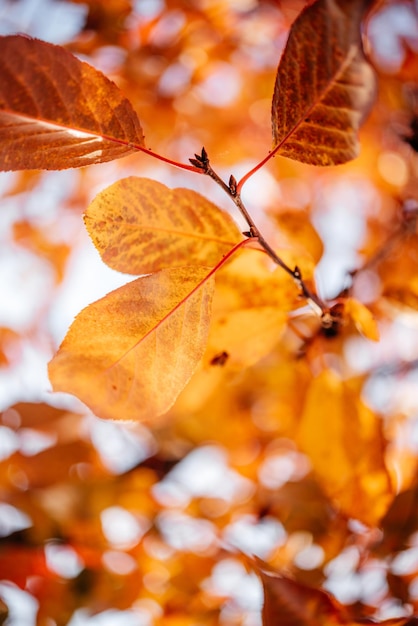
(204, 249), (292, 369)
(272, 0), (375, 165)
(48, 267), (215, 421)
(260, 570), (346, 626)
(273, 209), (324, 264)
(345, 297), (379, 341)
(0, 35), (144, 170)
(297, 370), (393, 525)
(84, 177), (242, 274)
(259, 568), (416, 626)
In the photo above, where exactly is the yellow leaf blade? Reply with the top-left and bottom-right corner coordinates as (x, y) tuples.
(48, 267), (214, 421)
(297, 370), (393, 525)
(84, 177), (242, 274)
(345, 297), (379, 341)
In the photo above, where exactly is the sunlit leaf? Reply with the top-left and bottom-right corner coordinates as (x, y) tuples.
(273, 209), (324, 264)
(49, 267), (214, 421)
(345, 297), (379, 341)
(0, 35), (145, 170)
(203, 249), (291, 369)
(297, 370), (393, 525)
(84, 177), (242, 274)
(272, 0), (375, 165)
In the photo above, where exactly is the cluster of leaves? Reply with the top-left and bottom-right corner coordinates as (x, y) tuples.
(0, 0), (418, 624)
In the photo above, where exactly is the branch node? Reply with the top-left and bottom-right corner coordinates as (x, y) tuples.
(293, 265), (302, 280)
(189, 147), (209, 171)
(229, 175), (238, 196)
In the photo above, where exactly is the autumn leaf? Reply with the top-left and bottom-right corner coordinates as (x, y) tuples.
(84, 177), (242, 274)
(297, 370), (393, 526)
(0, 35), (145, 170)
(272, 0), (376, 165)
(0, 599), (7, 626)
(272, 208), (324, 264)
(259, 568), (418, 626)
(49, 267), (215, 421)
(203, 249), (293, 369)
(345, 297), (379, 341)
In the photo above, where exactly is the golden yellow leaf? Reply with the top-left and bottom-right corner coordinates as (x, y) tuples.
(273, 209), (324, 264)
(297, 370), (392, 525)
(49, 267), (214, 421)
(84, 177), (242, 274)
(345, 298), (379, 341)
(202, 249), (300, 370)
(272, 0), (375, 165)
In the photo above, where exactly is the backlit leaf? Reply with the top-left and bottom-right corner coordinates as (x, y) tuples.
(345, 297), (379, 341)
(272, 0), (375, 165)
(204, 249), (292, 369)
(297, 370), (393, 525)
(48, 267), (214, 421)
(0, 35), (145, 170)
(273, 208), (324, 263)
(84, 177), (242, 274)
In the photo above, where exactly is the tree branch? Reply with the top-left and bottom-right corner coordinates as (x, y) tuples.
(190, 147), (333, 325)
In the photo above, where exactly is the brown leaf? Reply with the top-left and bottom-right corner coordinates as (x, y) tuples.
(259, 568), (418, 626)
(260, 569), (347, 626)
(272, 0), (375, 165)
(297, 370), (393, 525)
(84, 177), (242, 274)
(0, 35), (144, 170)
(48, 267), (215, 421)
(0, 599), (7, 626)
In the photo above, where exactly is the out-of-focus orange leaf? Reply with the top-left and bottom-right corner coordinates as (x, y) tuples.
(0, 598), (7, 626)
(345, 297), (379, 341)
(13, 220), (71, 282)
(272, 0), (375, 165)
(84, 177), (242, 274)
(49, 267), (215, 421)
(297, 370), (393, 525)
(258, 567), (418, 626)
(0, 327), (20, 366)
(0, 35), (145, 170)
(0, 546), (50, 588)
(259, 569), (347, 626)
(203, 249), (292, 369)
(273, 209), (324, 263)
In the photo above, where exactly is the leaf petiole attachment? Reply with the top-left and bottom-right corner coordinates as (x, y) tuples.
(195, 147), (332, 324)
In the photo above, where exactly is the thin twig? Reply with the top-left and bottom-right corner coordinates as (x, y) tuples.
(190, 147), (332, 324)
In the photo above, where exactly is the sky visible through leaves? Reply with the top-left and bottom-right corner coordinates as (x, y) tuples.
(0, 0), (418, 625)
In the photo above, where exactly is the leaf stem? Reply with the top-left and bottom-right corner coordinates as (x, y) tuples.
(191, 147), (331, 322)
(236, 145), (281, 193)
(138, 145), (203, 173)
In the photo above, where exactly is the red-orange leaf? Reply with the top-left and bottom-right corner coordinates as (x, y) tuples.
(272, 0), (375, 165)
(0, 35), (145, 170)
(48, 267), (214, 421)
(84, 177), (242, 274)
